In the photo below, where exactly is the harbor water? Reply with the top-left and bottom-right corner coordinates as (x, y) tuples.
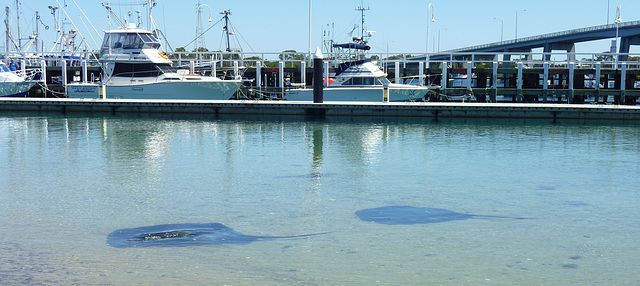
(1, 112), (639, 285)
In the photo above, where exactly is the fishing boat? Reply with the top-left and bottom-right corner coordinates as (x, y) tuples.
(286, 44), (435, 102)
(96, 23), (243, 100)
(0, 61), (37, 97)
(286, 4), (436, 102)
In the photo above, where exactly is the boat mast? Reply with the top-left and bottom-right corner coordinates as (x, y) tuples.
(221, 10), (232, 52)
(35, 11), (40, 53)
(102, 3), (125, 29)
(147, 0), (156, 31)
(4, 7), (9, 53)
(355, 1), (369, 44)
(15, 0), (21, 52)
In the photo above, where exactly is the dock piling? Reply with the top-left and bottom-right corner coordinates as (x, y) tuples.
(82, 60), (88, 83)
(419, 62), (424, 87)
(466, 61), (472, 101)
(313, 48), (324, 103)
(569, 62), (575, 104)
(595, 62), (601, 103)
(543, 62), (549, 103)
(394, 62), (400, 84)
(491, 61), (498, 103)
(621, 62), (627, 104)
(442, 61), (448, 100)
(517, 62), (523, 102)
(61, 60), (67, 88)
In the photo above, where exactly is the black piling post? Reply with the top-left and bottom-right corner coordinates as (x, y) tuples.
(313, 48), (324, 103)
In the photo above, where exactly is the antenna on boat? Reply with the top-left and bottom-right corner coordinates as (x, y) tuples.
(102, 3), (125, 28)
(221, 10), (232, 52)
(355, 1), (369, 44)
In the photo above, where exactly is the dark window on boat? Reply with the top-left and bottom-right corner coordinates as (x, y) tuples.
(112, 34), (125, 49)
(112, 63), (160, 77)
(123, 34), (144, 49)
(0, 63), (10, 72)
(155, 64), (176, 74)
(342, 77), (379, 86)
(139, 34), (161, 49)
(101, 34), (111, 49)
(112, 63), (176, 78)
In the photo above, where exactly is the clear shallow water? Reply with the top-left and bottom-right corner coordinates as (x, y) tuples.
(1, 113), (639, 285)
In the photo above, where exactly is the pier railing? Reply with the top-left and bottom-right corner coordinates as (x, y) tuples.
(3, 50), (639, 70)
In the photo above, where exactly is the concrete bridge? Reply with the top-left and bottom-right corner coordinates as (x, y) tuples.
(425, 21), (640, 62)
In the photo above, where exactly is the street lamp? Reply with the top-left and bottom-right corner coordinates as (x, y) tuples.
(426, 3), (435, 59)
(493, 17), (503, 42)
(438, 28), (447, 52)
(515, 9), (525, 41)
(195, 3), (213, 54)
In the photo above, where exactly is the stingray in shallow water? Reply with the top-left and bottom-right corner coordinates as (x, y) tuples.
(107, 223), (327, 248)
(355, 206), (524, 225)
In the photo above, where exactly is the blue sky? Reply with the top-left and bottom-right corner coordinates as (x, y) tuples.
(8, 0), (640, 56)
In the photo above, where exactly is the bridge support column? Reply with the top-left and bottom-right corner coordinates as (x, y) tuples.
(543, 43), (576, 62)
(618, 36), (640, 62)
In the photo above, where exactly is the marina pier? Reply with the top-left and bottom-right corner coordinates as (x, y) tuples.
(2, 97), (640, 120)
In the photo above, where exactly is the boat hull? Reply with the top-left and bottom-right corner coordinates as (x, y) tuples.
(0, 81), (37, 97)
(286, 86), (429, 102)
(103, 80), (243, 100)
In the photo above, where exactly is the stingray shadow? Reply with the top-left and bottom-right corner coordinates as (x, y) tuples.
(107, 223), (327, 248)
(355, 206), (525, 225)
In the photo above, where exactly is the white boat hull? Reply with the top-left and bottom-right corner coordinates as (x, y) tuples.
(286, 86), (429, 102)
(0, 81), (36, 97)
(103, 80), (243, 100)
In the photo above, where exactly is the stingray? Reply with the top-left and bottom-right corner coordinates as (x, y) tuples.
(355, 206), (524, 225)
(107, 223), (327, 248)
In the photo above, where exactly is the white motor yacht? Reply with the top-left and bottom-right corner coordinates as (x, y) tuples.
(0, 61), (37, 97)
(95, 23), (243, 100)
(287, 56), (434, 102)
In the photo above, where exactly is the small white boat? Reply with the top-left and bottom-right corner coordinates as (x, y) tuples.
(0, 61), (37, 97)
(286, 57), (434, 102)
(97, 22), (243, 100)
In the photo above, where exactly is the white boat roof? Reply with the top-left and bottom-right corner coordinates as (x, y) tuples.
(104, 28), (154, 34)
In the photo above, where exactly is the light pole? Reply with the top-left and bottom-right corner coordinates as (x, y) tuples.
(438, 28), (447, 52)
(426, 3), (435, 59)
(493, 17), (503, 42)
(195, 3), (213, 54)
(515, 9), (525, 41)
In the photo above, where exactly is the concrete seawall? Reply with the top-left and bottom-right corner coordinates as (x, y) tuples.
(1, 98), (640, 120)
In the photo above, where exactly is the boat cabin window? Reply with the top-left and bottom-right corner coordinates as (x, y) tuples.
(123, 34), (144, 49)
(0, 63), (10, 73)
(139, 34), (161, 49)
(112, 63), (175, 78)
(102, 32), (161, 51)
(341, 77), (386, 86)
(155, 64), (176, 74)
